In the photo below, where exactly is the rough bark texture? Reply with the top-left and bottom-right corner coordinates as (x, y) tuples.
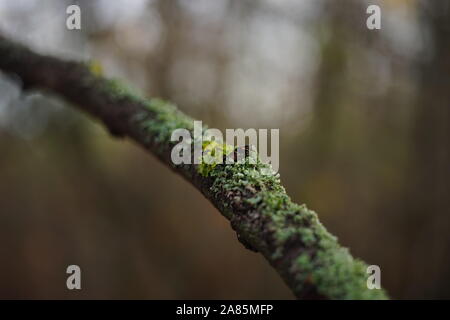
(0, 34), (388, 299)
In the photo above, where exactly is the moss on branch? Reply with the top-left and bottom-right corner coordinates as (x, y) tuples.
(0, 33), (388, 299)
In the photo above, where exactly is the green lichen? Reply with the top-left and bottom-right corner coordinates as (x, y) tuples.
(139, 98), (195, 144)
(82, 70), (196, 146)
(87, 60), (103, 76)
(85, 73), (143, 103)
(198, 140), (234, 177)
(203, 151), (388, 299)
(102, 78), (138, 100)
(292, 253), (314, 285)
(82, 66), (387, 299)
(85, 72), (194, 145)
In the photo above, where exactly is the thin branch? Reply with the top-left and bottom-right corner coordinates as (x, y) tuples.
(0, 34), (387, 299)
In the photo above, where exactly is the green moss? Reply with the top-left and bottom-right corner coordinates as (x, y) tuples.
(296, 253), (312, 271)
(102, 78), (138, 100)
(138, 98), (194, 144)
(82, 72), (196, 146)
(87, 60), (103, 76)
(198, 140), (234, 177)
(203, 150), (387, 299)
(291, 253), (314, 287)
(274, 227), (298, 245)
(84, 74), (143, 103)
(81, 68), (387, 299)
(209, 157), (280, 195)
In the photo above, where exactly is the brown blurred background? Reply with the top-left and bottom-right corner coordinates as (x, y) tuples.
(0, 0), (449, 299)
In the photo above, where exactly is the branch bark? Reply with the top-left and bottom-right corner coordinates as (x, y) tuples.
(0, 34), (387, 299)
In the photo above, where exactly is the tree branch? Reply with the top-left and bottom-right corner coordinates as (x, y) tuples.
(0, 34), (387, 299)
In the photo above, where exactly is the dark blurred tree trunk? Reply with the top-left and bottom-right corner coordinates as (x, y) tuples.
(404, 1), (450, 298)
(151, 0), (182, 98)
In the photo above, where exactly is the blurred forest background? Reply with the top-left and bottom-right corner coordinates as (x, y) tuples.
(0, 0), (449, 299)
